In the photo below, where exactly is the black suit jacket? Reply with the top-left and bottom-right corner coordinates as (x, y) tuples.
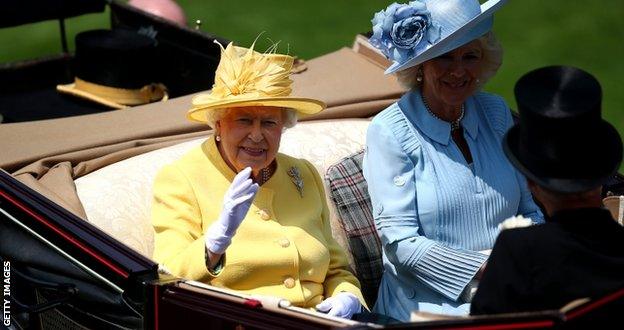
(471, 208), (624, 315)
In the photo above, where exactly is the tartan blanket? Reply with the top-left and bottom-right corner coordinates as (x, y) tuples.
(325, 149), (383, 307)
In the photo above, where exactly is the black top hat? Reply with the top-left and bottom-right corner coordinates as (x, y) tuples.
(503, 65), (623, 193)
(57, 29), (167, 109)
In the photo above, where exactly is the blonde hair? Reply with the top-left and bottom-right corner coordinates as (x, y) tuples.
(205, 107), (298, 129)
(395, 31), (503, 90)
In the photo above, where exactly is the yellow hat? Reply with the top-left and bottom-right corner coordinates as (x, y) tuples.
(187, 42), (325, 123)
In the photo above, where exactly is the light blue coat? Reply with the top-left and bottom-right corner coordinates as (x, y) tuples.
(363, 91), (543, 321)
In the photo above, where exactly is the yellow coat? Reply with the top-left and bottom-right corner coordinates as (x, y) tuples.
(152, 136), (365, 308)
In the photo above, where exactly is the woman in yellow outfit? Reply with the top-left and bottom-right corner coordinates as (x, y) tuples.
(151, 41), (365, 319)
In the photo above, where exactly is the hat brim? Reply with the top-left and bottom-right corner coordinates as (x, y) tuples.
(386, 0), (507, 74)
(503, 121), (623, 193)
(57, 83), (126, 109)
(186, 96), (326, 123)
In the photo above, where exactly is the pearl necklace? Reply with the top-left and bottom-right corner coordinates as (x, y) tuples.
(422, 94), (465, 131)
(258, 164), (275, 186)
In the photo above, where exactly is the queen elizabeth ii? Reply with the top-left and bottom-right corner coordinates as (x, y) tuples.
(152, 42), (365, 319)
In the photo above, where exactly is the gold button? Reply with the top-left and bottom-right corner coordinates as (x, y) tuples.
(278, 238), (290, 248)
(257, 209), (271, 220)
(284, 277), (295, 289)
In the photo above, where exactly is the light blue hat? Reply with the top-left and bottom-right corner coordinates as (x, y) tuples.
(369, 0), (507, 74)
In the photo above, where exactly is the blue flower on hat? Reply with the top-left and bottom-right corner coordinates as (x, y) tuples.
(369, 1), (441, 65)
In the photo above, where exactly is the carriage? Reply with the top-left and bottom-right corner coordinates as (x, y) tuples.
(1, 1), (623, 329)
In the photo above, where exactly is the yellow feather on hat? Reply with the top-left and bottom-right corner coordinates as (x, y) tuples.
(187, 41), (324, 124)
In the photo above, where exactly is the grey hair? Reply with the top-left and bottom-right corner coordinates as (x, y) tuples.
(395, 31), (504, 90)
(205, 107), (298, 129)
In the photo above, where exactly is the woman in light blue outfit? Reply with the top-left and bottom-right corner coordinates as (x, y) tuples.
(363, 0), (543, 321)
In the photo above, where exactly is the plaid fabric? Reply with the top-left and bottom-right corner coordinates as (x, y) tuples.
(325, 149), (383, 307)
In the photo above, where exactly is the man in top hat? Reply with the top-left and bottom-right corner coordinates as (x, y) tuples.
(470, 65), (624, 315)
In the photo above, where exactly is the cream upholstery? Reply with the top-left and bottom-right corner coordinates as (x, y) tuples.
(74, 119), (370, 258)
(74, 138), (203, 257)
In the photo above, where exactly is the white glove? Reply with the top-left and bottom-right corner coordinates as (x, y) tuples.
(206, 167), (259, 254)
(316, 292), (361, 319)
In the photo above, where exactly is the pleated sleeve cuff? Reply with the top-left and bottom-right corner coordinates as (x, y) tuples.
(415, 244), (488, 301)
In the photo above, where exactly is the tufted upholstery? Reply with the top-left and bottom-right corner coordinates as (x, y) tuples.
(74, 119), (371, 261)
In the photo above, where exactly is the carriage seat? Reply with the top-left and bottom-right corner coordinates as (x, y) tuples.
(73, 118), (375, 293)
(72, 115), (624, 310)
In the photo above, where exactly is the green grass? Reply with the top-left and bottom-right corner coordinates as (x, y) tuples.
(1, 0), (623, 169)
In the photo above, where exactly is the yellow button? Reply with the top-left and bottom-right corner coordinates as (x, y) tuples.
(257, 209), (271, 220)
(284, 277), (295, 289)
(278, 238), (290, 248)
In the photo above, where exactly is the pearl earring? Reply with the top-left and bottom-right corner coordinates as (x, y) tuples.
(216, 135), (221, 142)
(416, 66), (424, 83)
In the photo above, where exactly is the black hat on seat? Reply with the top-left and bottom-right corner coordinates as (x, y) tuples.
(57, 29), (167, 109)
(503, 65), (622, 193)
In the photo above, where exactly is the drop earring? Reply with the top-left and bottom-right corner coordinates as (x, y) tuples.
(416, 66), (423, 83)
